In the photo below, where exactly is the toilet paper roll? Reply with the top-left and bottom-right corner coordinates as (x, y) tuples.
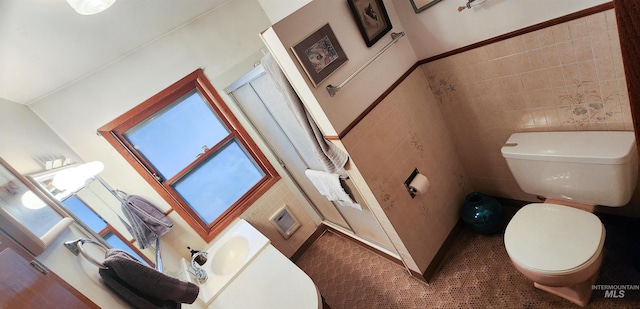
(409, 173), (430, 195)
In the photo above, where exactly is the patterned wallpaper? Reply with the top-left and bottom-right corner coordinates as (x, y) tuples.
(342, 69), (471, 273)
(422, 9), (633, 202)
(341, 8), (640, 273)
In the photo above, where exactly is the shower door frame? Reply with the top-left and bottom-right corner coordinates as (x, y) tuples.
(225, 65), (396, 252)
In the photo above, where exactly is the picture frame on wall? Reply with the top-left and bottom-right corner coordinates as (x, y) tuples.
(291, 24), (348, 87)
(410, 0), (444, 13)
(347, 0), (392, 47)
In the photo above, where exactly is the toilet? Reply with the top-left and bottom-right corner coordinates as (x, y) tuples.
(500, 131), (638, 307)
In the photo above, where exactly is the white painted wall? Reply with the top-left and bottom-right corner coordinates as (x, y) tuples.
(257, 0), (311, 24)
(0, 99), (82, 174)
(270, 0), (418, 134)
(30, 0), (273, 211)
(391, 0), (610, 59)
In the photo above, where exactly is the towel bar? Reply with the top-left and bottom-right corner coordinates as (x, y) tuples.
(64, 238), (108, 269)
(326, 31), (405, 96)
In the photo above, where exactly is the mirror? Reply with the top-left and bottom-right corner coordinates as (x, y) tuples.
(0, 157), (73, 255)
(29, 164), (155, 265)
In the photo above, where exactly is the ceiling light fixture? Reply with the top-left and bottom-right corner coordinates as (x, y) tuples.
(66, 0), (117, 15)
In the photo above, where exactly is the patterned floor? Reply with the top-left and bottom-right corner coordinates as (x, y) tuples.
(295, 214), (640, 308)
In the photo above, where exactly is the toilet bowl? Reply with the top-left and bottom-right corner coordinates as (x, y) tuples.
(501, 131), (638, 307)
(504, 203), (605, 306)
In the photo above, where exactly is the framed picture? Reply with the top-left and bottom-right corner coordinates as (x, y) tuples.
(410, 0), (444, 13)
(292, 24), (348, 87)
(347, 0), (392, 47)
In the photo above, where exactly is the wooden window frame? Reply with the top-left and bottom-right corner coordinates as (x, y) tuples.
(98, 69), (279, 242)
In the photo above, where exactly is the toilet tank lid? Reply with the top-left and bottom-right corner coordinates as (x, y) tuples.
(501, 131), (637, 164)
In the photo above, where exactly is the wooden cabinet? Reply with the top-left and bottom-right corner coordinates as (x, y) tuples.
(0, 230), (99, 308)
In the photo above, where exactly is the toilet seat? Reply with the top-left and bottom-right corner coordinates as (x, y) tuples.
(504, 203), (605, 275)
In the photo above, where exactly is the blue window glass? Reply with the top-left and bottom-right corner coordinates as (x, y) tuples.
(173, 140), (264, 224)
(62, 196), (107, 233)
(103, 232), (149, 266)
(124, 90), (230, 180)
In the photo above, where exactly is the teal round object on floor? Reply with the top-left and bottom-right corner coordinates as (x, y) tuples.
(461, 192), (504, 234)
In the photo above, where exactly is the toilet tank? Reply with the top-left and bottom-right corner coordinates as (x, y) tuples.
(501, 131), (638, 206)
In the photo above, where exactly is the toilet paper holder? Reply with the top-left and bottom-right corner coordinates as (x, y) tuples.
(404, 168), (421, 198)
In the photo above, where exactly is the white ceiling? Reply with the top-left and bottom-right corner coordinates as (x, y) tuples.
(0, 0), (232, 105)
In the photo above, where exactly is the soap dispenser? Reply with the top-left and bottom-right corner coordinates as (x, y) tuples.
(187, 246), (207, 266)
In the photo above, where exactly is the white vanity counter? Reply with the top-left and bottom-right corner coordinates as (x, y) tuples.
(182, 219), (321, 309)
(209, 245), (321, 309)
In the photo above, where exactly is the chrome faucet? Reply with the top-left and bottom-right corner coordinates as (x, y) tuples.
(190, 251), (208, 284)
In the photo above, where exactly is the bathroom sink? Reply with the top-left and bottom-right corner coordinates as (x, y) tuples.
(181, 218), (270, 306)
(211, 235), (250, 275)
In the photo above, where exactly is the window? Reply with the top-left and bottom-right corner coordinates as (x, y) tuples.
(99, 69), (279, 241)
